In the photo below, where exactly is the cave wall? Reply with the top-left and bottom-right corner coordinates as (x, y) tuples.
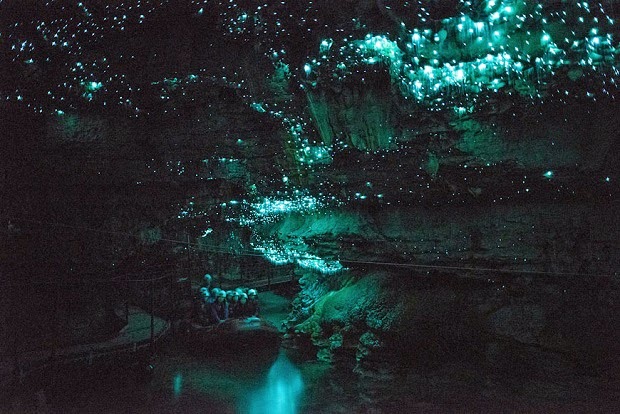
(262, 202), (619, 275)
(1, 1), (618, 377)
(266, 199), (619, 382)
(5, 66), (617, 354)
(288, 266), (620, 393)
(306, 78), (620, 171)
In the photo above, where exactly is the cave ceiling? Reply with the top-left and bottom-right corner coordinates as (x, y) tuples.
(1, 0), (618, 275)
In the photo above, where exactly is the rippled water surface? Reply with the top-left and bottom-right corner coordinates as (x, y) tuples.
(35, 343), (330, 414)
(12, 336), (619, 414)
(5, 291), (619, 413)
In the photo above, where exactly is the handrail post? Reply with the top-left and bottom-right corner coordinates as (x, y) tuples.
(125, 274), (129, 324)
(170, 272), (176, 336)
(186, 234), (191, 280)
(11, 282), (20, 385)
(150, 278), (154, 349)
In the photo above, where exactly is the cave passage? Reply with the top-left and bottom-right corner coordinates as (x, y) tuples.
(1, 0), (619, 412)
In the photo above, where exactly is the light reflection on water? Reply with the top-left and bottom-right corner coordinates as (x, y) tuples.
(172, 372), (183, 399)
(242, 352), (304, 414)
(15, 344), (323, 413)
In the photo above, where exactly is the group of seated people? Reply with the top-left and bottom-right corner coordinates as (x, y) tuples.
(189, 273), (260, 327)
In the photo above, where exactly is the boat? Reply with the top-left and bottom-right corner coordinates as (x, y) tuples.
(189, 317), (282, 357)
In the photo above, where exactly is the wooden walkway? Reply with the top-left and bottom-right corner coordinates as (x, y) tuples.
(218, 273), (297, 290)
(184, 273), (297, 295)
(0, 306), (169, 389)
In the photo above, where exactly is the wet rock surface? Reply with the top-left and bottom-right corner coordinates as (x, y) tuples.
(284, 268), (620, 402)
(2, 2), (619, 410)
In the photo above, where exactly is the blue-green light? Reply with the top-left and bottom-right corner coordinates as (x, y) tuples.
(173, 373), (183, 398)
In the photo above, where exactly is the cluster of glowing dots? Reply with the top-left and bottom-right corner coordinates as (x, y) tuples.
(3, 0), (176, 114)
(253, 239), (345, 275)
(1, 0), (267, 116)
(302, 0), (619, 109)
(246, 103), (328, 166)
(225, 192), (345, 273)
(230, 191), (337, 226)
(268, 0), (619, 163)
(3, 0), (619, 117)
(253, 195), (320, 217)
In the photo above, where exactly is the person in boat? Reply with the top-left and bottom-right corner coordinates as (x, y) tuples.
(210, 287), (222, 303)
(191, 273), (213, 299)
(194, 288), (212, 326)
(226, 290), (240, 317)
(232, 289), (259, 317)
(210, 289), (229, 324)
(246, 289), (260, 317)
(200, 273), (215, 302)
(235, 292), (251, 317)
(201, 273), (213, 295)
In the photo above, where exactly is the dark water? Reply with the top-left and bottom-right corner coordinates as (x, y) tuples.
(6, 339), (620, 414)
(150, 346), (311, 414)
(7, 342), (329, 414)
(6, 286), (620, 414)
